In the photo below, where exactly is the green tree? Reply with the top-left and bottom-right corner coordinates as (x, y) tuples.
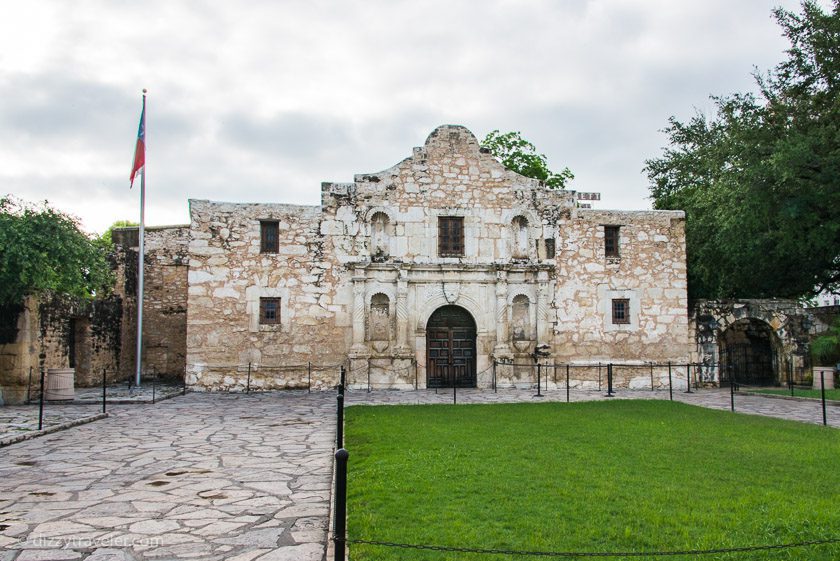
(646, 1), (839, 299)
(481, 130), (574, 189)
(99, 219), (139, 247)
(0, 197), (113, 307)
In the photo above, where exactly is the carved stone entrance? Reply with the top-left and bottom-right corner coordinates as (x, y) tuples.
(426, 305), (476, 388)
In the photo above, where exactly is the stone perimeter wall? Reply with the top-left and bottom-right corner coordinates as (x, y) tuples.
(113, 226), (190, 382)
(0, 294), (122, 405)
(186, 125), (692, 391)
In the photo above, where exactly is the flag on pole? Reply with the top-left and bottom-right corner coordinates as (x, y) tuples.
(130, 104), (145, 188)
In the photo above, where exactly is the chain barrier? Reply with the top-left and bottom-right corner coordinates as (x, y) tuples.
(336, 535), (840, 558)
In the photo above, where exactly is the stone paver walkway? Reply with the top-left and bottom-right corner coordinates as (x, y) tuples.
(0, 391), (334, 561)
(1, 385), (184, 445)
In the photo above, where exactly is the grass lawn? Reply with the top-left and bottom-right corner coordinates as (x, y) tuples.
(345, 400), (840, 560)
(751, 388), (840, 401)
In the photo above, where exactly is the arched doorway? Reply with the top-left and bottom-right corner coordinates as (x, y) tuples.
(719, 319), (778, 386)
(426, 305), (476, 388)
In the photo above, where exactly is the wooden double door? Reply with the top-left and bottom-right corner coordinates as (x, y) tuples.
(426, 306), (476, 388)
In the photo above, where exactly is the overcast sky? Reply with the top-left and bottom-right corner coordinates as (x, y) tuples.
(0, 0), (816, 234)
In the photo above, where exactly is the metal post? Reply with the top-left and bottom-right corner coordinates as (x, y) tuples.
(598, 362), (602, 391)
(566, 364), (570, 403)
(246, 362), (251, 394)
(367, 367), (370, 393)
(308, 361), (311, 393)
(788, 362), (794, 396)
(493, 360), (497, 393)
(535, 362), (543, 397)
(340, 365), (346, 389)
(685, 364), (693, 394)
(336, 394), (344, 449)
(606, 364), (614, 397)
(650, 363), (654, 391)
(333, 448), (349, 561)
(820, 370), (827, 427)
(668, 362), (673, 401)
(730, 370), (735, 413)
(414, 359), (418, 390)
(102, 368), (107, 414)
(38, 367), (45, 431)
(152, 368), (157, 404)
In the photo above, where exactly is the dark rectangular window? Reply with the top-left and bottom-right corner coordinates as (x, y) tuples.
(604, 225), (620, 258)
(260, 221), (279, 253)
(612, 298), (630, 324)
(544, 238), (556, 259)
(259, 298), (280, 325)
(438, 216), (464, 257)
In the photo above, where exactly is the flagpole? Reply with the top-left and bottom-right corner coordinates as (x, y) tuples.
(135, 89), (147, 388)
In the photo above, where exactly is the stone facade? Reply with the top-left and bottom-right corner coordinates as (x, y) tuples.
(185, 125), (691, 391)
(0, 295), (122, 405)
(113, 226), (190, 382)
(690, 299), (812, 386)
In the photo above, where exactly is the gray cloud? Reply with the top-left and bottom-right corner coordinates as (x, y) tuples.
(0, 0), (814, 232)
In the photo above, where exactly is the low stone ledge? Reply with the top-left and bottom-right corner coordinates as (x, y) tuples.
(0, 412), (109, 448)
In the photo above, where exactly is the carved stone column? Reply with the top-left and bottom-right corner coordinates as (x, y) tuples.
(394, 268), (411, 356)
(493, 269), (512, 358)
(348, 267), (370, 388)
(536, 270), (551, 345)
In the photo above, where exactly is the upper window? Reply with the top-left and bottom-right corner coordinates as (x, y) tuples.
(438, 216), (464, 257)
(604, 225), (620, 258)
(544, 238), (556, 259)
(259, 297), (280, 325)
(260, 221), (279, 253)
(612, 298), (630, 324)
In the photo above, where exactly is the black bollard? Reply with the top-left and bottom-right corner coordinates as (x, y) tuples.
(334, 448), (349, 561)
(308, 361), (312, 393)
(340, 365), (346, 389)
(535, 363), (543, 397)
(38, 367), (45, 431)
(730, 370), (736, 413)
(152, 368), (157, 404)
(685, 364), (693, 394)
(493, 360), (497, 393)
(566, 364), (570, 403)
(606, 364), (614, 397)
(246, 362), (252, 394)
(668, 362), (673, 401)
(820, 370), (827, 426)
(102, 368), (107, 414)
(336, 394), (344, 449)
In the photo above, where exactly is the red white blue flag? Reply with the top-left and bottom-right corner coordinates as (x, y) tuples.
(130, 103), (145, 188)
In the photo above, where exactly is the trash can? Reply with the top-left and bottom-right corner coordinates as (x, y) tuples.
(812, 366), (835, 390)
(45, 368), (75, 400)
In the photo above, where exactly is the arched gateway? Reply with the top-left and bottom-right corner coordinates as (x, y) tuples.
(426, 305), (476, 388)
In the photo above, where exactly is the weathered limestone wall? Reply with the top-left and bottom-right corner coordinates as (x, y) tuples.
(690, 299), (811, 384)
(553, 209), (690, 368)
(185, 202), (350, 391)
(114, 226), (189, 382)
(0, 299), (38, 404)
(0, 294), (122, 404)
